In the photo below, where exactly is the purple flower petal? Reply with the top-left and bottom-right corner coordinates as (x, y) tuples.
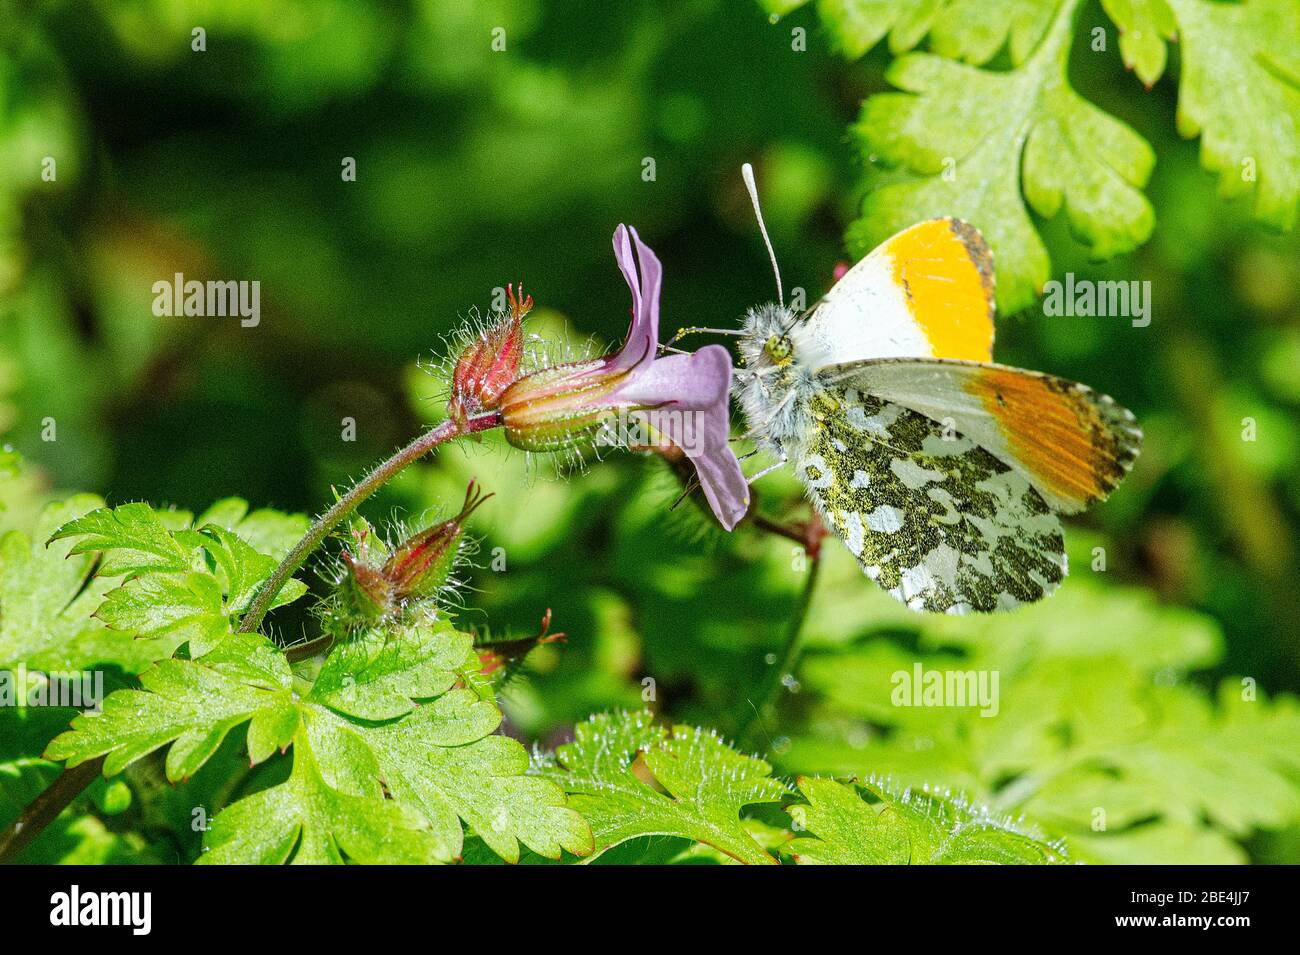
(639, 345), (750, 531)
(606, 224), (661, 374)
(611, 224), (641, 319)
(505, 226), (749, 531)
(610, 348), (726, 409)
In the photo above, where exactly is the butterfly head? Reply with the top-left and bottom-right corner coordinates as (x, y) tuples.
(738, 301), (799, 371)
(763, 332), (794, 367)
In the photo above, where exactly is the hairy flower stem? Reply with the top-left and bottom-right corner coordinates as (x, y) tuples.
(739, 514), (826, 748)
(662, 454), (829, 747)
(237, 413), (501, 635)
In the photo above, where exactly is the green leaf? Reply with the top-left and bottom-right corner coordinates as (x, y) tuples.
(787, 776), (911, 863)
(1017, 681), (1300, 855)
(774, 0), (1060, 66)
(192, 498), (310, 560)
(49, 501), (195, 577)
(538, 711), (790, 864)
(311, 623), (469, 721)
(1165, 0), (1300, 229)
(0, 496), (164, 674)
(45, 632), (297, 779)
(53, 619), (590, 863)
(850, 0), (1155, 313)
(306, 624), (592, 863)
(810, 0), (944, 60)
(336, 700), (593, 863)
(806, 0), (1298, 266)
(782, 563), (1300, 864)
(1102, 0), (1300, 224)
(49, 501), (310, 657)
(787, 777), (1068, 863)
(93, 572), (233, 659)
(199, 724), (442, 865)
(922, 0), (1058, 66)
(1101, 0), (1177, 87)
(196, 525), (278, 612)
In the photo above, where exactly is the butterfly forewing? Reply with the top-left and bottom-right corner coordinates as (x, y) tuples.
(798, 386), (1067, 614)
(795, 218), (996, 370)
(817, 358), (1143, 515)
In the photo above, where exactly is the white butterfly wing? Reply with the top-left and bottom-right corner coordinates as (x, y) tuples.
(794, 382), (1066, 614)
(817, 358), (1143, 515)
(793, 218), (997, 370)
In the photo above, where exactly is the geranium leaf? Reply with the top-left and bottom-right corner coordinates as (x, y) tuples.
(537, 710), (789, 864)
(788, 777), (1068, 864)
(0, 496), (164, 674)
(849, 1), (1155, 313)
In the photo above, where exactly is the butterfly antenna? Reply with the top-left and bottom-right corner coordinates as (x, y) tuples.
(742, 162), (783, 308)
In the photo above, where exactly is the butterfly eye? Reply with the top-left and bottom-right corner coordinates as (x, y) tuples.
(764, 334), (793, 365)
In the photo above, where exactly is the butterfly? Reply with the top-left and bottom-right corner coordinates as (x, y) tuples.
(722, 165), (1141, 614)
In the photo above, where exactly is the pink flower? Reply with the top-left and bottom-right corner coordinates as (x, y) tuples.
(500, 225), (749, 530)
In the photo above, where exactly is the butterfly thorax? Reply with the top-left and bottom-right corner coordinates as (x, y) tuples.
(735, 302), (821, 460)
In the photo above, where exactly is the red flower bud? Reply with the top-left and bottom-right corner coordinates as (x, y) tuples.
(476, 609), (566, 677)
(447, 283), (529, 425)
(337, 483), (492, 622)
(382, 480), (492, 603)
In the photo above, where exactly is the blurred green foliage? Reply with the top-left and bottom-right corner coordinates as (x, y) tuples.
(3, 0), (1300, 863)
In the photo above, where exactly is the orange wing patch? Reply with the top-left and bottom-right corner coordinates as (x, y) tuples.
(964, 367), (1139, 511)
(878, 218), (995, 363)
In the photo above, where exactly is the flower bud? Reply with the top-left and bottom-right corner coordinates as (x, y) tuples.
(476, 609), (565, 680)
(336, 484), (491, 623)
(381, 481), (492, 603)
(446, 283), (528, 425)
(340, 549), (394, 621)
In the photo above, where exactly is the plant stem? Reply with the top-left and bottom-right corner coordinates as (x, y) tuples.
(750, 512), (810, 548)
(0, 756), (105, 864)
(237, 413), (500, 634)
(660, 456), (830, 746)
(740, 524), (825, 747)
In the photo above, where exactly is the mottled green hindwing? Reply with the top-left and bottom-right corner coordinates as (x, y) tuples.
(798, 387), (1066, 613)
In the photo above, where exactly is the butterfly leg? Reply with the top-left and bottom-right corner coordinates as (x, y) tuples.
(745, 452), (788, 486)
(663, 325), (746, 350)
